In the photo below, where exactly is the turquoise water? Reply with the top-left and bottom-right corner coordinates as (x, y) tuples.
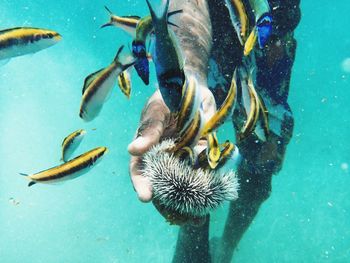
(0, 0), (349, 262)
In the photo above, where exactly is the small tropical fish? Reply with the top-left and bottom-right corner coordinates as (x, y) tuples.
(171, 110), (203, 153)
(256, 14), (272, 47)
(0, 27), (61, 61)
(239, 71), (258, 139)
(101, 6), (140, 36)
(247, 73), (269, 140)
(244, 27), (257, 56)
(20, 147), (108, 187)
(239, 70), (269, 141)
(206, 132), (221, 169)
(79, 45), (134, 122)
(248, 0), (272, 47)
(175, 146), (195, 166)
(132, 9), (182, 85)
(117, 69), (132, 99)
(146, 0), (185, 112)
(61, 129), (86, 162)
(225, 0), (249, 45)
(216, 140), (241, 171)
(176, 77), (201, 135)
(201, 71), (237, 137)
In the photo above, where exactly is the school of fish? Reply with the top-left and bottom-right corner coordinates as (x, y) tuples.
(8, 0), (273, 186)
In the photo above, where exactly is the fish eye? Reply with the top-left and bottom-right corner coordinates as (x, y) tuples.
(47, 33), (54, 38)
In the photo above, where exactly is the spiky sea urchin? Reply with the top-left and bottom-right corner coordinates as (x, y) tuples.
(141, 139), (239, 217)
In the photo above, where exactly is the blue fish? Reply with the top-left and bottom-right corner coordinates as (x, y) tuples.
(257, 13), (272, 48)
(132, 40), (150, 85)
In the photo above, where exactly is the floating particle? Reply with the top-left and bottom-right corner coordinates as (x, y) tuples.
(341, 162), (348, 171)
(8, 197), (20, 206)
(341, 58), (350, 73)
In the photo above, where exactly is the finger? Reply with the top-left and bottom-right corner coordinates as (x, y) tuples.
(128, 95), (170, 156)
(129, 156), (153, 202)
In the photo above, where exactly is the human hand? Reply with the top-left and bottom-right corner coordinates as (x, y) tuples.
(128, 87), (216, 223)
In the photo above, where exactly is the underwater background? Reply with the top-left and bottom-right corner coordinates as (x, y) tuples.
(0, 0), (349, 262)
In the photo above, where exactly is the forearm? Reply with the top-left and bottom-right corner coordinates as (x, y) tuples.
(170, 0), (212, 85)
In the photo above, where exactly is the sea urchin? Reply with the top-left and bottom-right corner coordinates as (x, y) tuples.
(141, 139), (239, 218)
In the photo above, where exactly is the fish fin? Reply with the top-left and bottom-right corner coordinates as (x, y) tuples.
(82, 68), (105, 94)
(100, 23), (112, 29)
(104, 5), (113, 15)
(19, 173), (29, 176)
(114, 45), (125, 62)
(168, 9), (183, 17)
(0, 59), (10, 66)
(167, 21), (179, 28)
(28, 181), (36, 187)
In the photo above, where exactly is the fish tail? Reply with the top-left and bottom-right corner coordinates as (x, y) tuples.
(100, 6), (114, 28)
(122, 61), (136, 71)
(114, 45), (125, 62)
(146, 0), (170, 24)
(28, 181), (37, 187)
(20, 173), (37, 187)
(104, 5), (113, 15)
(160, 0), (170, 20)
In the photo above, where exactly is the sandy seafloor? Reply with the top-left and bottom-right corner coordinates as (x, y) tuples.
(0, 0), (349, 262)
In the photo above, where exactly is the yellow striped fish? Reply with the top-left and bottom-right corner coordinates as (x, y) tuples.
(216, 140), (241, 171)
(247, 74), (269, 140)
(101, 6), (140, 36)
(206, 132), (221, 169)
(171, 110), (203, 153)
(239, 71), (259, 139)
(21, 147), (108, 187)
(117, 69), (132, 99)
(79, 45), (134, 122)
(244, 27), (257, 56)
(0, 27), (61, 61)
(146, 0), (185, 112)
(61, 129), (86, 162)
(232, 0), (249, 40)
(201, 71), (237, 137)
(239, 71), (269, 140)
(175, 146), (195, 166)
(176, 77), (200, 135)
